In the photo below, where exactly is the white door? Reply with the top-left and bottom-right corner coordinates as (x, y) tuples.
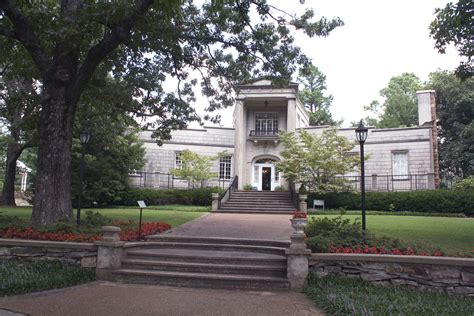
(252, 164), (280, 191)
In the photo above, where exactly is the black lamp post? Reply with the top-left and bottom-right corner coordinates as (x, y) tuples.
(355, 120), (368, 233)
(77, 129), (91, 225)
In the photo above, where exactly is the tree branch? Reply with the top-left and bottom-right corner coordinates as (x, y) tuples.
(72, 0), (154, 101)
(0, 0), (50, 77)
(0, 25), (15, 39)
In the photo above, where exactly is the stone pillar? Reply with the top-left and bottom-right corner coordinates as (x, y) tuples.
(211, 193), (219, 211)
(299, 194), (307, 213)
(95, 226), (125, 279)
(234, 98), (246, 189)
(287, 98), (297, 132)
(371, 174), (378, 191)
(286, 230), (311, 292)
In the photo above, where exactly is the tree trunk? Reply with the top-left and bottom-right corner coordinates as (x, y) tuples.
(31, 85), (76, 225)
(0, 143), (23, 206)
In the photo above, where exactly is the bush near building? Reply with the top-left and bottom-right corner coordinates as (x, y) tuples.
(308, 189), (474, 215)
(117, 187), (221, 207)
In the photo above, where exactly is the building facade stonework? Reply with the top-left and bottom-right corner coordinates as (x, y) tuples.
(134, 80), (439, 191)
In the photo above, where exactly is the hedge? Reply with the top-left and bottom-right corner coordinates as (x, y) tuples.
(308, 189), (474, 215)
(116, 187), (221, 206)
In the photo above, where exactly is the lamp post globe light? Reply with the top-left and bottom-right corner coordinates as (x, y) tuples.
(77, 129), (91, 225)
(355, 120), (368, 233)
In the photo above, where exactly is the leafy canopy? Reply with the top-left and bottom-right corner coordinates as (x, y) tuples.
(363, 73), (422, 128)
(430, 0), (473, 80)
(427, 70), (473, 178)
(170, 150), (217, 187)
(297, 65), (339, 126)
(277, 129), (359, 194)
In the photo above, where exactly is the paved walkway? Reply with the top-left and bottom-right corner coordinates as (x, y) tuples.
(0, 282), (323, 316)
(164, 213), (293, 240)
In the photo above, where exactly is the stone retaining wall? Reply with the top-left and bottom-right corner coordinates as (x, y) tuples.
(0, 238), (97, 268)
(309, 254), (474, 296)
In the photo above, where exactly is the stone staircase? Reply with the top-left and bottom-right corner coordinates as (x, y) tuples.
(103, 236), (291, 291)
(216, 191), (295, 214)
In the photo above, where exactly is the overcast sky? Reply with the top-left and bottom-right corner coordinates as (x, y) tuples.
(195, 0), (461, 128)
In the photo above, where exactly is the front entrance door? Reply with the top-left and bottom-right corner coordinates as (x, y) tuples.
(252, 162), (280, 191)
(262, 167), (271, 190)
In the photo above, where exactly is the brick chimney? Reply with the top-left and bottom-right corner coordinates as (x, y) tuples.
(416, 90), (439, 188)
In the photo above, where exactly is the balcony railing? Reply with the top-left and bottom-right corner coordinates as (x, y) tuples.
(249, 129), (281, 137)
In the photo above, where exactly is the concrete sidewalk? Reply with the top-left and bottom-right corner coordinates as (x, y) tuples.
(164, 213), (293, 240)
(0, 282), (323, 316)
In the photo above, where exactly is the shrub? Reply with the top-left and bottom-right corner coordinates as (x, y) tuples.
(454, 176), (474, 191)
(274, 185), (285, 191)
(117, 187), (220, 206)
(243, 184), (253, 191)
(307, 189), (474, 215)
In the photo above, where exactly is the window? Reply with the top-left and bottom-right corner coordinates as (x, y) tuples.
(175, 152), (182, 169)
(255, 113), (278, 136)
(392, 151), (408, 180)
(219, 156), (232, 179)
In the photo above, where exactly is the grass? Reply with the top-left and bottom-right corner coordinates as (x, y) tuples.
(305, 274), (474, 316)
(309, 214), (474, 257)
(0, 260), (95, 296)
(0, 204), (209, 228)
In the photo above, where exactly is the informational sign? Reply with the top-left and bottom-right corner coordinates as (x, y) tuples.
(137, 200), (147, 208)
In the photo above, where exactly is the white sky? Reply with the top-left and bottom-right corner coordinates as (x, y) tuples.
(192, 0), (461, 128)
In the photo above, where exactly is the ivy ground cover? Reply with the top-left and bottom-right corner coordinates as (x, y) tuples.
(308, 214), (474, 257)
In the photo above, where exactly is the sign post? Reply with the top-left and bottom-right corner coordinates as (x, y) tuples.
(137, 200), (147, 240)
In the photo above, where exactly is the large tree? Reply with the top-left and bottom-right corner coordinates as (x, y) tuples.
(0, 1), (343, 225)
(297, 64), (340, 126)
(363, 73), (422, 128)
(277, 129), (358, 194)
(430, 0), (473, 80)
(428, 70), (474, 178)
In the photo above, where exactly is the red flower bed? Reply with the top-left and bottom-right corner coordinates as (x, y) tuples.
(0, 222), (171, 242)
(328, 244), (443, 256)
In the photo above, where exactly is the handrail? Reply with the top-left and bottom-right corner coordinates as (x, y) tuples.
(288, 180), (299, 210)
(218, 176), (238, 209)
(249, 129), (281, 137)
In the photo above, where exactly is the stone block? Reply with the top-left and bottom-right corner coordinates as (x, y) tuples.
(287, 254), (309, 292)
(0, 247), (11, 256)
(391, 278), (419, 287)
(449, 286), (474, 295)
(360, 262), (386, 271)
(401, 264), (429, 278)
(361, 272), (392, 281)
(81, 256), (97, 268)
(461, 271), (474, 284)
(324, 265), (341, 273)
(430, 268), (461, 280)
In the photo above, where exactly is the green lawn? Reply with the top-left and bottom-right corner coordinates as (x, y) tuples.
(310, 214), (474, 256)
(0, 205), (209, 229)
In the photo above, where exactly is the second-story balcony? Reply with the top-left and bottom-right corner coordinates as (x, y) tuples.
(248, 129), (281, 144)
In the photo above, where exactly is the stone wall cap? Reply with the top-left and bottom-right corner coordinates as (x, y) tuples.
(286, 249), (311, 255)
(310, 253), (474, 267)
(94, 240), (125, 247)
(101, 226), (121, 232)
(0, 238), (96, 250)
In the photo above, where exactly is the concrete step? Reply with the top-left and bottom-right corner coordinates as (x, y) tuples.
(223, 202), (295, 208)
(215, 209), (293, 214)
(121, 259), (286, 277)
(110, 269), (291, 291)
(124, 242), (286, 255)
(143, 236), (290, 248)
(124, 248), (287, 266)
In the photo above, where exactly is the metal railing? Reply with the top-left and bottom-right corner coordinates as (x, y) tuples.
(249, 129), (281, 137)
(218, 176), (238, 209)
(129, 171), (231, 190)
(338, 173), (436, 192)
(288, 180), (299, 209)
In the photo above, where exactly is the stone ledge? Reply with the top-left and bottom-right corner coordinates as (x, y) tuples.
(0, 238), (97, 250)
(309, 254), (474, 267)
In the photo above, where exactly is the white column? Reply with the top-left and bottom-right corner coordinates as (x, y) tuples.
(287, 98), (297, 132)
(233, 99), (246, 189)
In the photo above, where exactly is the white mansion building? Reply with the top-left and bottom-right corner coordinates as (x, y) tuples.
(131, 79), (439, 192)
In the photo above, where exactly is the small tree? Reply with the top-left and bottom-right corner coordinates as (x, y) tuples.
(277, 129), (359, 194)
(170, 150), (217, 188)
